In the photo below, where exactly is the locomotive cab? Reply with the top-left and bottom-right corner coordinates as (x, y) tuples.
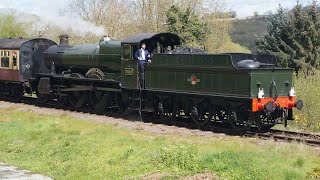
(120, 33), (181, 89)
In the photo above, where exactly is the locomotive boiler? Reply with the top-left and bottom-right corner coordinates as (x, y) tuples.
(44, 35), (122, 80)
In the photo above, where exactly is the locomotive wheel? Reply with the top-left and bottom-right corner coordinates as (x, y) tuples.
(57, 94), (69, 108)
(69, 91), (87, 109)
(89, 90), (108, 113)
(68, 73), (87, 109)
(228, 110), (248, 131)
(228, 110), (238, 129)
(191, 104), (211, 126)
(217, 108), (227, 121)
(157, 99), (175, 121)
(37, 91), (50, 104)
(119, 102), (132, 117)
(254, 112), (275, 132)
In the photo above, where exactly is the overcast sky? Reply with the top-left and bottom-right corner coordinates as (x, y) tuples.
(0, 0), (313, 18)
(225, 0), (311, 17)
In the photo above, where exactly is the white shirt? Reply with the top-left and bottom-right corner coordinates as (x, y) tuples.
(140, 48), (145, 61)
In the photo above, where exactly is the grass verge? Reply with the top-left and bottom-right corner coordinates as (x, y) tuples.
(0, 109), (319, 179)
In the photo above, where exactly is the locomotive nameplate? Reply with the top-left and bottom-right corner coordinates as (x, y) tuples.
(125, 68), (134, 76)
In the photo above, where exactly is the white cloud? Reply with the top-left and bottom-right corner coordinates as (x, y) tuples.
(0, 0), (106, 36)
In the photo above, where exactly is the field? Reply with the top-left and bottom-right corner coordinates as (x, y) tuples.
(0, 103), (319, 180)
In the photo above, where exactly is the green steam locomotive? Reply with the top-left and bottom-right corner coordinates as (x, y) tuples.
(0, 33), (303, 131)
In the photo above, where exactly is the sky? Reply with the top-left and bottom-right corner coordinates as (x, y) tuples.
(0, 0), (106, 35)
(0, 0), (312, 18)
(225, 0), (310, 17)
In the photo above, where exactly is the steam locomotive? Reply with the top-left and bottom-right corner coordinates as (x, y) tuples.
(0, 33), (303, 131)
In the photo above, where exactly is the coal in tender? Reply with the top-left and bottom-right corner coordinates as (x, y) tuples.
(166, 46), (207, 54)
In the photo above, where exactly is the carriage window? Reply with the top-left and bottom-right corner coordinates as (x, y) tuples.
(0, 51), (10, 57)
(1, 57), (9, 68)
(122, 44), (131, 60)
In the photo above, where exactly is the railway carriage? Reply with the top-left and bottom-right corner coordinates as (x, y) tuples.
(0, 38), (56, 98)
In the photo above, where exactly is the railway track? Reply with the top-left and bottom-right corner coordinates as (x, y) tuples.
(2, 95), (320, 147)
(152, 116), (320, 147)
(244, 130), (320, 147)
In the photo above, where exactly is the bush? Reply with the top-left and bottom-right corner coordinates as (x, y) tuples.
(157, 144), (201, 172)
(294, 70), (320, 131)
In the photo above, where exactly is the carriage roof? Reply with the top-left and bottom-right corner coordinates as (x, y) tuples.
(0, 38), (56, 50)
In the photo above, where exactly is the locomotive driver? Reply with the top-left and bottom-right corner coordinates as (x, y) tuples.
(135, 43), (151, 83)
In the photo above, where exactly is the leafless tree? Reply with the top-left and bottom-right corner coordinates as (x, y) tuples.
(69, 0), (109, 26)
(65, 0), (245, 53)
(68, 0), (133, 38)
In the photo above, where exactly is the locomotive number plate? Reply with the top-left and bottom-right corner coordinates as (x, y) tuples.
(125, 68), (134, 76)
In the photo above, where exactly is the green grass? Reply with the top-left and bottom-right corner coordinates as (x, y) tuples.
(0, 109), (319, 179)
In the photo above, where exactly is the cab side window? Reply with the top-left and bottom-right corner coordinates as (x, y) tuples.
(122, 44), (131, 60)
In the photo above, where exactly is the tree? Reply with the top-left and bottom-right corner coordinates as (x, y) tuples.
(65, 0), (249, 53)
(67, 0), (202, 39)
(166, 5), (207, 47)
(69, 0), (108, 25)
(256, 1), (320, 74)
(0, 15), (28, 38)
(68, 0), (134, 39)
(255, 6), (291, 67)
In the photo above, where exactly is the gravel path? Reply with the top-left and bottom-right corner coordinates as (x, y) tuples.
(0, 162), (52, 180)
(0, 101), (227, 138)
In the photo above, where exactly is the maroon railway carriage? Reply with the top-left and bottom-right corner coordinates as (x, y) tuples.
(0, 38), (56, 99)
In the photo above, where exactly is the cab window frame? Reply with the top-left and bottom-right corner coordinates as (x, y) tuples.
(122, 44), (132, 61)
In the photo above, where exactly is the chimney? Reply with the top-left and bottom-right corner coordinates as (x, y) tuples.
(59, 34), (69, 46)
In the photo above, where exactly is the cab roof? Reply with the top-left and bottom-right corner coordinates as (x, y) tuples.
(122, 32), (181, 46)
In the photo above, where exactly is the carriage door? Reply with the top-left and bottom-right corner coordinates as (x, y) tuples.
(121, 44), (139, 89)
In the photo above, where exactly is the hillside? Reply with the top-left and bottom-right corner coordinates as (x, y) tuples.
(231, 16), (268, 53)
